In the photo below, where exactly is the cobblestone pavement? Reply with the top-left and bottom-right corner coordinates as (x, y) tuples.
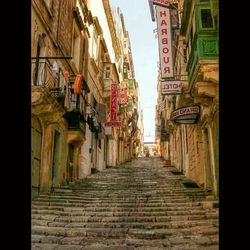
(32, 157), (219, 249)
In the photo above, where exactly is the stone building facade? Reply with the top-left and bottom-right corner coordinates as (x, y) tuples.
(32, 0), (143, 198)
(155, 0), (218, 197)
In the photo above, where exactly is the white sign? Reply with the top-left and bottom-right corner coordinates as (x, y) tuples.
(162, 81), (182, 95)
(171, 105), (200, 124)
(152, 0), (170, 8)
(156, 6), (174, 78)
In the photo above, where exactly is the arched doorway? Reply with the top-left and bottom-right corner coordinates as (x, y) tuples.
(31, 116), (42, 198)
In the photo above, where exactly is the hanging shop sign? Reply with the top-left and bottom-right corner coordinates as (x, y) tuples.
(105, 120), (122, 127)
(119, 88), (128, 104)
(171, 105), (200, 124)
(105, 83), (122, 127)
(74, 74), (82, 94)
(110, 83), (118, 121)
(156, 5), (174, 78)
(162, 81), (182, 95)
(152, 0), (171, 8)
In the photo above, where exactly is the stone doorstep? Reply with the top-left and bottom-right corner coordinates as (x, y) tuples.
(53, 189), (73, 193)
(31, 243), (59, 250)
(200, 200), (219, 209)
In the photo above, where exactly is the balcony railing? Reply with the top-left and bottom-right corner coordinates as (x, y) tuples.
(31, 58), (82, 111)
(32, 58), (67, 95)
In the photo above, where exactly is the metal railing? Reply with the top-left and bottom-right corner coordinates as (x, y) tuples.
(31, 58), (81, 110)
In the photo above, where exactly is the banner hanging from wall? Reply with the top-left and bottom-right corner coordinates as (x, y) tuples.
(119, 88), (128, 104)
(156, 5), (174, 78)
(162, 81), (182, 95)
(171, 105), (200, 124)
(105, 83), (122, 127)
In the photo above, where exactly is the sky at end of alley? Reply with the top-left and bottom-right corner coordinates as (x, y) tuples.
(110, 0), (159, 142)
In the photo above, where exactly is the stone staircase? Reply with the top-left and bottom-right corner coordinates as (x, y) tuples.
(32, 157), (219, 250)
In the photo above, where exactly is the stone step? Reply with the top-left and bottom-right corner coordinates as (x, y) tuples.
(35, 194), (192, 201)
(32, 157), (218, 249)
(32, 224), (218, 239)
(32, 204), (213, 213)
(32, 243), (135, 250)
(34, 195), (191, 201)
(32, 208), (217, 217)
(32, 219), (218, 230)
(32, 213), (218, 224)
(32, 200), (203, 207)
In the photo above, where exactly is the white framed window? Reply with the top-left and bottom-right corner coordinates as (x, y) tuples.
(104, 66), (111, 79)
(200, 9), (214, 29)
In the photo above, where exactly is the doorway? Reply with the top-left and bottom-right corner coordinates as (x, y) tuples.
(31, 116), (42, 198)
(203, 127), (212, 190)
(67, 144), (74, 183)
(52, 130), (61, 188)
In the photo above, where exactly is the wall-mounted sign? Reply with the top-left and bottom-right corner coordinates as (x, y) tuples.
(74, 74), (82, 94)
(162, 81), (182, 95)
(105, 120), (122, 127)
(119, 88), (128, 104)
(105, 83), (122, 127)
(156, 6), (174, 78)
(110, 83), (118, 121)
(152, 0), (170, 8)
(171, 105), (200, 124)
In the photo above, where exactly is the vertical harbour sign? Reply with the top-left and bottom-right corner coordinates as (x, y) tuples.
(156, 5), (174, 78)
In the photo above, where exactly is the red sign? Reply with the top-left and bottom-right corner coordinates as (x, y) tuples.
(152, 0), (170, 8)
(156, 6), (174, 78)
(105, 83), (122, 127)
(105, 121), (122, 127)
(74, 74), (82, 94)
(110, 83), (118, 121)
(119, 88), (128, 104)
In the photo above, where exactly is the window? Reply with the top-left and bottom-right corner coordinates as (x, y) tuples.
(92, 28), (98, 61)
(183, 48), (187, 63)
(104, 66), (111, 79)
(170, 5), (179, 29)
(201, 9), (213, 28)
(190, 25), (193, 43)
(72, 22), (81, 70)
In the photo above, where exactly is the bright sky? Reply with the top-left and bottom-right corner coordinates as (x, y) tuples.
(109, 0), (158, 142)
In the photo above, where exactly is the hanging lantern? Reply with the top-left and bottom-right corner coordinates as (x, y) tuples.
(74, 74), (82, 94)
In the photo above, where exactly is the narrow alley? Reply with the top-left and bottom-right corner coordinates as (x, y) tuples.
(32, 157), (219, 250)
